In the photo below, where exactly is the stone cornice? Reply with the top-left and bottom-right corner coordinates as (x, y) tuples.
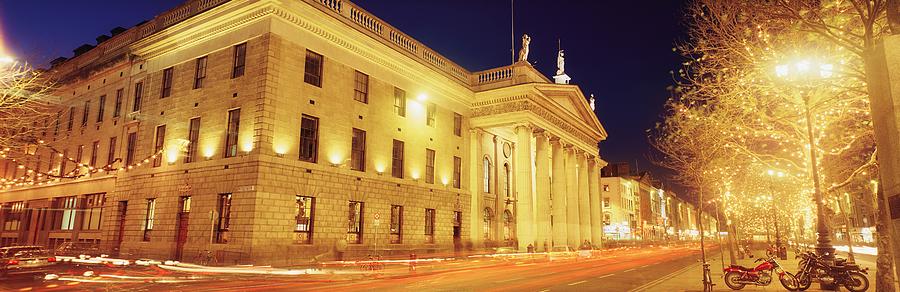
(471, 96), (598, 149)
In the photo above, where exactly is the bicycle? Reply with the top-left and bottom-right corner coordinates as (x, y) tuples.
(359, 255), (384, 271)
(702, 262), (715, 291)
(197, 250), (218, 266)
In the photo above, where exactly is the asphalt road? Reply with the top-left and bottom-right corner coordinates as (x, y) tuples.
(0, 245), (712, 292)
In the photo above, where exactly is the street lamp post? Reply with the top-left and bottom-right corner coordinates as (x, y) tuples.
(776, 60), (837, 288)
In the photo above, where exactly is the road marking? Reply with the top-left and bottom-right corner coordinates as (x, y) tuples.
(538, 290), (550, 292)
(568, 280), (588, 286)
(516, 263), (537, 267)
(623, 268), (637, 273)
(496, 277), (525, 283)
(640, 265), (650, 268)
(597, 273), (616, 279)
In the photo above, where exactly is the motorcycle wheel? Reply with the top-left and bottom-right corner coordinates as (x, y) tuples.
(779, 271), (800, 291)
(795, 272), (812, 291)
(724, 271), (746, 290)
(844, 272), (869, 292)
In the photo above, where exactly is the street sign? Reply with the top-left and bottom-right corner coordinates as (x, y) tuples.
(374, 213), (381, 226)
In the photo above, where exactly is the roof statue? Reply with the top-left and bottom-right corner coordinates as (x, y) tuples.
(518, 34), (531, 63)
(590, 94), (596, 111)
(556, 50), (565, 75)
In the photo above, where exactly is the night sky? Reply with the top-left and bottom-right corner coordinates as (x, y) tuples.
(0, 0), (687, 192)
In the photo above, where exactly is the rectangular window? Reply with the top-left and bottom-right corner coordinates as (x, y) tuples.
(185, 118), (200, 163)
(75, 145), (84, 172)
(391, 140), (404, 178)
(67, 107), (74, 130)
(232, 43), (246, 78)
(161, 67), (173, 98)
(453, 156), (461, 189)
(603, 197), (610, 208)
(56, 196), (78, 230)
(390, 205), (402, 244)
(61, 150), (69, 175)
(143, 198), (156, 241)
(295, 196), (315, 244)
(97, 95), (106, 122)
(107, 137), (117, 166)
(81, 194), (105, 230)
(132, 82), (144, 112)
(180, 196), (192, 213)
(54, 111), (61, 136)
(425, 149), (435, 184)
(90, 141), (99, 168)
(453, 113), (462, 136)
(126, 132), (137, 165)
(304, 50), (324, 87)
(194, 56), (207, 89)
(2, 202), (24, 231)
(425, 208), (435, 243)
(81, 100), (90, 127)
(426, 103), (436, 127)
(47, 152), (55, 174)
(215, 194), (232, 243)
(393, 87), (406, 117)
(353, 71), (368, 103)
(603, 184), (610, 192)
(347, 201), (363, 244)
(113, 88), (123, 118)
(299, 115), (319, 163)
(351, 128), (366, 171)
(224, 109), (240, 158)
(153, 125), (166, 167)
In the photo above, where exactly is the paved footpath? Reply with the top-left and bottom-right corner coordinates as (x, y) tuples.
(635, 250), (877, 292)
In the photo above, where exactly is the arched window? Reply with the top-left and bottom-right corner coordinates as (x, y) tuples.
(483, 208), (493, 241)
(483, 157), (491, 193)
(502, 163), (511, 199)
(503, 209), (514, 242)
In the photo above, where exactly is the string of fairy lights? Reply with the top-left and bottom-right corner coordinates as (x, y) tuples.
(0, 139), (165, 189)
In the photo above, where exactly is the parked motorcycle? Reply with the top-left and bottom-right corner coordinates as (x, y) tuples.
(723, 255), (799, 290)
(794, 251), (868, 292)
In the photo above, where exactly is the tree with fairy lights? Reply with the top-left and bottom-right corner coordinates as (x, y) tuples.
(660, 0), (894, 290)
(0, 61), (57, 153)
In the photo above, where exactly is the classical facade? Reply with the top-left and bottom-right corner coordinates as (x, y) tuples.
(0, 0), (606, 265)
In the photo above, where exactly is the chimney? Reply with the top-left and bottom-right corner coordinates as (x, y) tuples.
(110, 27), (127, 36)
(73, 44), (95, 57)
(96, 34), (111, 44)
(49, 57), (68, 68)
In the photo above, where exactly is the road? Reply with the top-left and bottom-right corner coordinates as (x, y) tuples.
(0, 245), (712, 291)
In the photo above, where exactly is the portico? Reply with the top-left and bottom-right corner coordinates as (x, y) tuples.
(468, 62), (608, 251)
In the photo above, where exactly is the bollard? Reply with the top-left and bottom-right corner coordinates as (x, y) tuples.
(409, 253), (417, 272)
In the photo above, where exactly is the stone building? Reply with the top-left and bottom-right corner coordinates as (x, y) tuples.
(0, 0), (606, 265)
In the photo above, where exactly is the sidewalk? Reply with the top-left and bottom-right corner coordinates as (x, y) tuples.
(636, 250), (874, 291)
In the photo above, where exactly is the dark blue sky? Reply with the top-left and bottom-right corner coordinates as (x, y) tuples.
(0, 0), (686, 191)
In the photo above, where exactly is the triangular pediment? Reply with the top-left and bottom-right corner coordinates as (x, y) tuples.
(535, 84), (608, 140)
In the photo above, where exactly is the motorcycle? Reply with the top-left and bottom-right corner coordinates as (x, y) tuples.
(723, 255), (799, 290)
(794, 251), (868, 292)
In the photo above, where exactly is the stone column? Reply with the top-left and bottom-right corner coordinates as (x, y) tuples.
(514, 125), (537, 250)
(514, 124), (535, 250)
(550, 138), (567, 247)
(565, 145), (580, 248)
(534, 131), (551, 251)
(588, 157), (602, 248)
(468, 128), (484, 247)
(577, 151), (591, 245)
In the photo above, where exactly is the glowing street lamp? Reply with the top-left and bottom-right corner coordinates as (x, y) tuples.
(774, 58), (836, 268)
